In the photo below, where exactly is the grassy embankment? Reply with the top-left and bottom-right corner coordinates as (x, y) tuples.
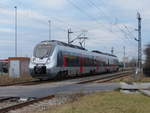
(43, 91), (150, 113)
(0, 73), (34, 85)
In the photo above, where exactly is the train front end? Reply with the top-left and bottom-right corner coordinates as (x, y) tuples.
(29, 41), (57, 80)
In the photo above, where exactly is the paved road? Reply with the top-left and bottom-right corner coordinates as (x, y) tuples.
(0, 72), (131, 98)
(0, 83), (120, 98)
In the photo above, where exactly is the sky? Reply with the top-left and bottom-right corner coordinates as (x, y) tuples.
(0, 0), (149, 61)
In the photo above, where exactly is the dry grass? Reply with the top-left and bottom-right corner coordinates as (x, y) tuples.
(139, 76), (150, 82)
(0, 74), (35, 85)
(111, 73), (150, 83)
(42, 91), (150, 113)
(111, 75), (133, 83)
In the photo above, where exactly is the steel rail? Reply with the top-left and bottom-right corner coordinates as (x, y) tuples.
(96, 74), (129, 83)
(0, 69), (133, 87)
(0, 97), (15, 103)
(0, 95), (55, 113)
(77, 71), (132, 84)
(0, 71), (133, 113)
(0, 80), (39, 87)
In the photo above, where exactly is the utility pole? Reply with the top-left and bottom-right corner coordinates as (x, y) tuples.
(78, 31), (88, 48)
(67, 28), (73, 44)
(123, 46), (126, 68)
(111, 47), (114, 55)
(137, 12), (142, 73)
(14, 6), (17, 57)
(78, 36), (88, 48)
(48, 20), (51, 40)
(68, 30), (88, 48)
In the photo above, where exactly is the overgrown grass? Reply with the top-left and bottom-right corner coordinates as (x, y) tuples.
(43, 91), (150, 113)
(0, 74), (35, 85)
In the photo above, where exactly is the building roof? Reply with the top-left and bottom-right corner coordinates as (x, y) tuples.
(8, 57), (30, 61)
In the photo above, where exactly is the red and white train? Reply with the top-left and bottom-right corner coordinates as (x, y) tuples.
(29, 40), (119, 80)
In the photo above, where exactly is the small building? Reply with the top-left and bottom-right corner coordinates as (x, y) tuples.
(0, 59), (8, 73)
(8, 57), (30, 78)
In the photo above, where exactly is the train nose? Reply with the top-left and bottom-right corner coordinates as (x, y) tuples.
(34, 66), (46, 74)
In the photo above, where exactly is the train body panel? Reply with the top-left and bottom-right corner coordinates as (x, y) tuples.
(29, 40), (119, 80)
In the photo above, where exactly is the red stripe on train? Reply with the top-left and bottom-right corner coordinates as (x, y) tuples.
(63, 56), (67, 67)
(80, 57), (83, 73)
(96, 66), (99, 72)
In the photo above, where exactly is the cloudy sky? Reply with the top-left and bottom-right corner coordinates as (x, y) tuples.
(0, 0), (149, 61)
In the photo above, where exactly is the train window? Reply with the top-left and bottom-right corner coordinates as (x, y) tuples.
(72, 55), (79, 67)
(85, 57), (92, 66)
(57, 51), (63, 67)
(84, 57), (89, 66)
(107, 59), (109, 66)
(86, 57), (89, 66)
(64, 54), (80, 67)
(34, 44), (53, 58)
(84, 58), (86, 66)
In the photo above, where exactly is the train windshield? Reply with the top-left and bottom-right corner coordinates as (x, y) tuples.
(34, 44), (53, 58)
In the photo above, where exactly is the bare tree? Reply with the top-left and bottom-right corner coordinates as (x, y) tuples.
(144, 44), (150, 76)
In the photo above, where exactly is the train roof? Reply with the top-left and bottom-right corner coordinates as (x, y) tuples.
(41, 40), (117, 58)
(92, 50), (117, 57)
(41, 40), (87, 50)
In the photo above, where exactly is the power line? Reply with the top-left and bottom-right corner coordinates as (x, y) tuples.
(66, 0), (138, 59)
(86, 0), (112, 23)
(66, 0), (135, 48)
(86, 0), (137, 45)
(124, 25), (137, 39)
(66, 0), (112, 32)
(83, 0), (137, 46)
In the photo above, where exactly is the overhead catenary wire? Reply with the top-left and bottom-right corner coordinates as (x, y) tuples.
(124, 25), (137, 39)
(66, 1), (118, 36)
(66, 0), (114, 33)
(85, 0), (137, 45)
(86, 0), (113, 24)
(66, 0), (139, 57)
(66, 0), (128, 53)
(87, 0), (136, 46)
(73, 0), (136, 46)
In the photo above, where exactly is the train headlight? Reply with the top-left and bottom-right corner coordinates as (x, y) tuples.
(46, 58), (51, 64)
(31, 58), (36, 64)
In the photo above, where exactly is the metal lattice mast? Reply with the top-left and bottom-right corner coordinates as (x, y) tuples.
(14, 6), (17, 57)
(67, 28), (73, 44)
(137, 12), (142, 72)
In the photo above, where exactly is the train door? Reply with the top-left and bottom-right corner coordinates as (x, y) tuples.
(96, 57), (99, 72)
(79, 56), (83, 73)
(107, 58), (110, 72)
(57, 51), (63, 67)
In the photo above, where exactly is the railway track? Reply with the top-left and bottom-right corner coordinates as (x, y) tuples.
(0, 71), (132, 113)
(0, 79), (56, 87)
(0, 80), (39, 87)
(0, 95), (55, 113)
(0, 97), (15, 102)
(77, 71), (132, 84)
(0, 70), (133, 87)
